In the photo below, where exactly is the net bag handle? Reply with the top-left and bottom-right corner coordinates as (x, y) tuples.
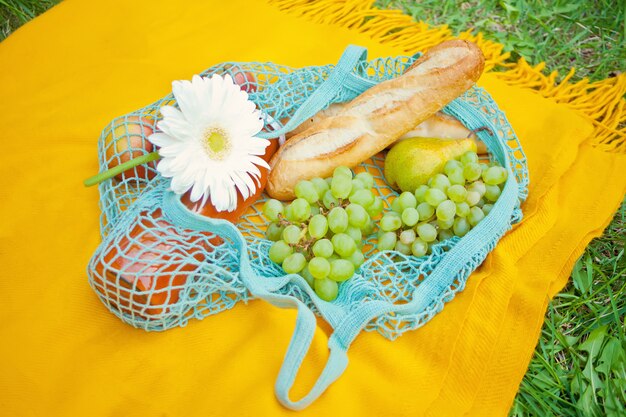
(255, 44), (369, 139)
(273, 307), (348, 410)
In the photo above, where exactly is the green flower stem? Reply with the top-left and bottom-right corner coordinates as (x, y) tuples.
(83, 151), (161, 187)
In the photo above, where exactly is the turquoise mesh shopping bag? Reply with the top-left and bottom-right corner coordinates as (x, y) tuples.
(87, 45), (529, 410)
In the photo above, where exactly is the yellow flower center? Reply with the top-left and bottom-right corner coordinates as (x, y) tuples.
(203, 127), (232, 160)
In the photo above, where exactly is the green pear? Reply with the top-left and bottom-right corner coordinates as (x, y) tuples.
(384, 137), (477, 192)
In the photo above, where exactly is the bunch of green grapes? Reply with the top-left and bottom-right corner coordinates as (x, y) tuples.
(376, 150), (508, 256)
(263, 166), (383, 301)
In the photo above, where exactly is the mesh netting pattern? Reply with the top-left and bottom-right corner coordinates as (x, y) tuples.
(88, 51), (528, 338)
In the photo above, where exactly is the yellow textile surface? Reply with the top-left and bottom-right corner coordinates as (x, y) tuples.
(1, 1), (625, 416)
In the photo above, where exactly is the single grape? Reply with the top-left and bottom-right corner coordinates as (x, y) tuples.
(269, 240), (293, 264)
(395, 241), (412, 255)
(308, 257), (331, 279)
(309, 214), (329, 239)
(299, 266), (315, 287)
(355, 172), (374, 188)
(283, 253), (307, 274)
(424, 188), (447, 207)
(366, 197), (384, 218)
(349, 190), (375, 208)
(414, 184), (430, 203)
(363, 220), (376, 236)
(468, 206), (485, 226)
(411, 238), (428, 257)
(455, 201), (470, 218)
(311, 177), (329, 196)
(333, 166), (353, 179)
(294, 180), (319, 204)
(345, 226), (362, 244)
(484, 184), (501, 202)
(282, 224), (302, 244)
(328, 259), (355, 282)
(416, 223), (438, 242)
(265, 222), (284, 241)
(398, 191), (418, 211)
(468, 180), (486, 197)
(482, 203), (494, 215)
(444, 159), (463, 175)
(377, 231), (397, 251)
(448, 166), (465, 185)
(429, 174), (451, 192)
(460, 151), (479, 165)
(380, 214), (403, 232)
(349, 189), (375, 207)
(344, 250), (365, 269)
(346, 203), (370, 229)
(284, 204), (296, 222)
(416, 202), (435, 221)
(331, 174), (352, 199)
(499, 167), (508, 182)
(400, 229), (417, 245)
(481, 166), (498, 185)
(453, 217), (470, 237)
(322, 189), (339, 209)
(391, 197), (404, 213)
(331, 233), (357, 257)
(465, 190), (481, 207)
(436, 200), (456, 221)
(447, 184), (468, 203)
(328, 207), (349, 233)
(263, 199), (284, 221)
(312, 239), (334, 258)
(290, 198), (311, 222)
(351, 178), (366, 193)
(438, 228), (454, 241)
(482, 166), (508, 185)
(463, 162), (482, 182)
(401, 207), (420, 227)
(437, 217), (454, 230)
(314, 278), (339, 301)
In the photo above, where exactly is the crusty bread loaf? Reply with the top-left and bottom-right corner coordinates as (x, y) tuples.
(287, 108), (486, 154)
(267, 39), (485, 200)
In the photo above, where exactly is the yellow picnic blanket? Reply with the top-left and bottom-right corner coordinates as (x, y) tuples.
(1, 0), (625, 416)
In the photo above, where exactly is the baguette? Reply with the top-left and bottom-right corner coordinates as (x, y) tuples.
(286, 108), (487, 154)
(267, 39), (485, 200)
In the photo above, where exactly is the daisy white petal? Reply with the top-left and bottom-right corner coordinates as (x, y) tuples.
(152, 74), (271, 212)
(148, 132), (179, 147)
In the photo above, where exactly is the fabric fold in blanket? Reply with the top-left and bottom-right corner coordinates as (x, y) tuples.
(1, 0), (624, 416)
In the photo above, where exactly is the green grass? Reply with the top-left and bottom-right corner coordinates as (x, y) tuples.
(376, 0), (625, 82)
(2, 1), (625, 416)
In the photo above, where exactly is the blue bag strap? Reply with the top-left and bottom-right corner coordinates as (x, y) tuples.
(273, 300), (349, 410)
(161, 189), (349, 409)
(256, 45), (370, 139)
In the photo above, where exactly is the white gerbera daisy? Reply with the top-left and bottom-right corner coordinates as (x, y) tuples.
(148, 74), (270, 212)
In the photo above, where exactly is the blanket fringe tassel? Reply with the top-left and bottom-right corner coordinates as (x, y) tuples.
(269, 0), (626, 154)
